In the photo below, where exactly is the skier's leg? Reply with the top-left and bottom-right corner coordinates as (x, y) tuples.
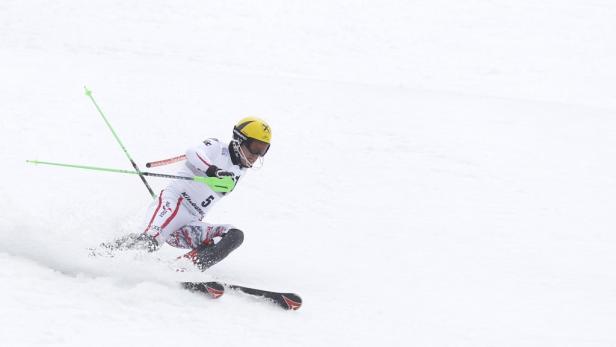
(166, 223), (235, 249)
(173, 222), (244, 270)
(101, 190), (196, 252)
(140, 190), (197, 249)
(189, 228), (244, 270)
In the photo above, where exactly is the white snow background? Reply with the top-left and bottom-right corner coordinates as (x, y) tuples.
(1, 1), (615, 346)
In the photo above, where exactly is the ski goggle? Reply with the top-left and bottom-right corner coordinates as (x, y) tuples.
(243, 140), (270, 157)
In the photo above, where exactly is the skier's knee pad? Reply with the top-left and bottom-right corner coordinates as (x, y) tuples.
(223, 228), (244, 250)
(193, 228), (244, 271)
(217, 229), (244, 254)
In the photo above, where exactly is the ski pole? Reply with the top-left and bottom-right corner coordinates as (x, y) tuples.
(84, 86), (156, 198)
(26, 160), (235, 193)
(146, 154), (187, 168)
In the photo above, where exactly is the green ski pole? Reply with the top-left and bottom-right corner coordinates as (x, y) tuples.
(26, 160), (235, 193)
(84, 86), (156, 198)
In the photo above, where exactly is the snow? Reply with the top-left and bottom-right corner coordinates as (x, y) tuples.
(1, 1), (616, 346)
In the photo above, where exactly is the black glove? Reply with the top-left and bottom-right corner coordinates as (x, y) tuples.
(206, 165), (234, 178)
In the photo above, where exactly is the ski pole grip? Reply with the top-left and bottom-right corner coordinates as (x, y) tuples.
(146, 155), (187, 168)
(193, 176), (235, 193)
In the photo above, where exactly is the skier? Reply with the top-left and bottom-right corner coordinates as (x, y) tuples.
(104, 117), (272, 271)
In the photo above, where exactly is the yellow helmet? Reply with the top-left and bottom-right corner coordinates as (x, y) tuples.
(233, 117), (272, 144)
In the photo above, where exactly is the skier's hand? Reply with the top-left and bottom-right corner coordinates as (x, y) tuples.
(206, 165), (234, 178)
(214, 170), (234, 178)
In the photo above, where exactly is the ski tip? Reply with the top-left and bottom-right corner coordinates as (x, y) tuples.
(281, 293), (302, 310)
(182, 281), (225, 299)
(205, 283), (225, 299)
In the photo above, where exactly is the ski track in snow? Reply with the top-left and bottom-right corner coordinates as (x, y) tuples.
(2, 1), (616, 346)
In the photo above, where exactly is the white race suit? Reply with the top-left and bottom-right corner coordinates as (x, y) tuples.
(142, 138), (246, 250)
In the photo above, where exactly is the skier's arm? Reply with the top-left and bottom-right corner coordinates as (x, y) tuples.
(185, 141), (217, 175)
(185, 140), (234, 178)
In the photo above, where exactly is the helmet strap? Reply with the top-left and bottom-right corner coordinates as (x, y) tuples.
(238, 142), (265, 169)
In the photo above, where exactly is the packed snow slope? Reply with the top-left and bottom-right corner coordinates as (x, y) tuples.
(1, 1), (615, 346)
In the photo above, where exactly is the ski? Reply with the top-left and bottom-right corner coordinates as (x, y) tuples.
(227, 284), (302, 310)
(183, 281), (302, 310)
(182, 281), (225, 299)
